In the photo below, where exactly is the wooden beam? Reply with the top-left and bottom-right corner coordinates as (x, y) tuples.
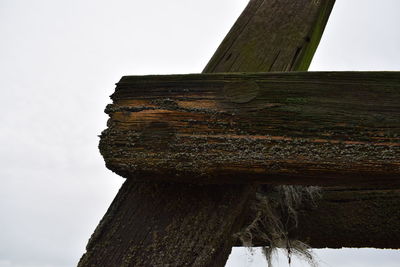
(242, 188), (400, 249)
(79, 1), (336, 266)
(101, 72), (400, 186)
(79, 181), (255, 266)
(204, 0), (335, 72)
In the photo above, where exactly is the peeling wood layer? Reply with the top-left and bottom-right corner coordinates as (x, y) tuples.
(100, 72), (400, 186)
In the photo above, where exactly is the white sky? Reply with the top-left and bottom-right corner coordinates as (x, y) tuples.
(0, 0), (399, 266)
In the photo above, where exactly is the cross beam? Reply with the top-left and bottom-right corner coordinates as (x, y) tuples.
(101, 72), (400, 187)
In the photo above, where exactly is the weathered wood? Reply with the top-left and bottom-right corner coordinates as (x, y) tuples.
(78, 180), (255, 266)
(101, 72), (400, 186)
(79, 0), (336, 266)
(204, 0), (335, 72)
(243, 188), (400, 249)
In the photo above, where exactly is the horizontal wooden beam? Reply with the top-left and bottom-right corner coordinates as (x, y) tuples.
(100, 72), (400, 186)
(241, 188), (400, 249)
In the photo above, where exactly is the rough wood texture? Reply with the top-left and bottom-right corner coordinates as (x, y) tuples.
(78, 181), (255, 266)
(79, 0), (335, 266)
(245, 188), (400, 249)
(101, 72), (400, 186)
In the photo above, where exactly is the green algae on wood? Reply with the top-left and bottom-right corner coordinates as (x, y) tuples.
(203, 0), (336, 73)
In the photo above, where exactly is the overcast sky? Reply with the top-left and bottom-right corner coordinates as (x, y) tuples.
(0, 1), (399, 267)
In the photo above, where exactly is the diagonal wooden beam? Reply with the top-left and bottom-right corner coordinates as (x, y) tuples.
(78, 1), (335, 266)
(204, 0), (335, 73)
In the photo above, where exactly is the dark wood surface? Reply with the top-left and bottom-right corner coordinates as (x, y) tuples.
(244, 187), (400, 249)
(79, 180), (255, 266)
(79, 1), (336, 266)
(101, 72), (400, 186)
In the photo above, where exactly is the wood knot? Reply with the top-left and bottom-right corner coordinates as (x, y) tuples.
(223, 81), (259, 104)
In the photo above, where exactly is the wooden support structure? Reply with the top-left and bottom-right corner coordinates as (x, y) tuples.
(101, 72), (400, 186)
(80, 0), (336, 265)
(77, 0), (400, 266)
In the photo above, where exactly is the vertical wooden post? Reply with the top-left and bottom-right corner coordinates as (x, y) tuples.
(78, 1), (335, 266)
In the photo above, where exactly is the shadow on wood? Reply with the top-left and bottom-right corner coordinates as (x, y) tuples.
(242, 187), (400, 249)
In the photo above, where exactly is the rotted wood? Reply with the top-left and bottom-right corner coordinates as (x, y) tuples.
(101, 72), (400, 186)
(244, 188), (400, 249)
(79, 0), (335, 266)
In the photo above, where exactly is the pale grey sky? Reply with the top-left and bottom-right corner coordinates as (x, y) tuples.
(0, 1), (399, 267)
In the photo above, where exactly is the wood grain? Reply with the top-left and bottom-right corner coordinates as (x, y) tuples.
(79, 181), (255, 266)
(100, 72), (400, 186)
(203, 0), (335, 72)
